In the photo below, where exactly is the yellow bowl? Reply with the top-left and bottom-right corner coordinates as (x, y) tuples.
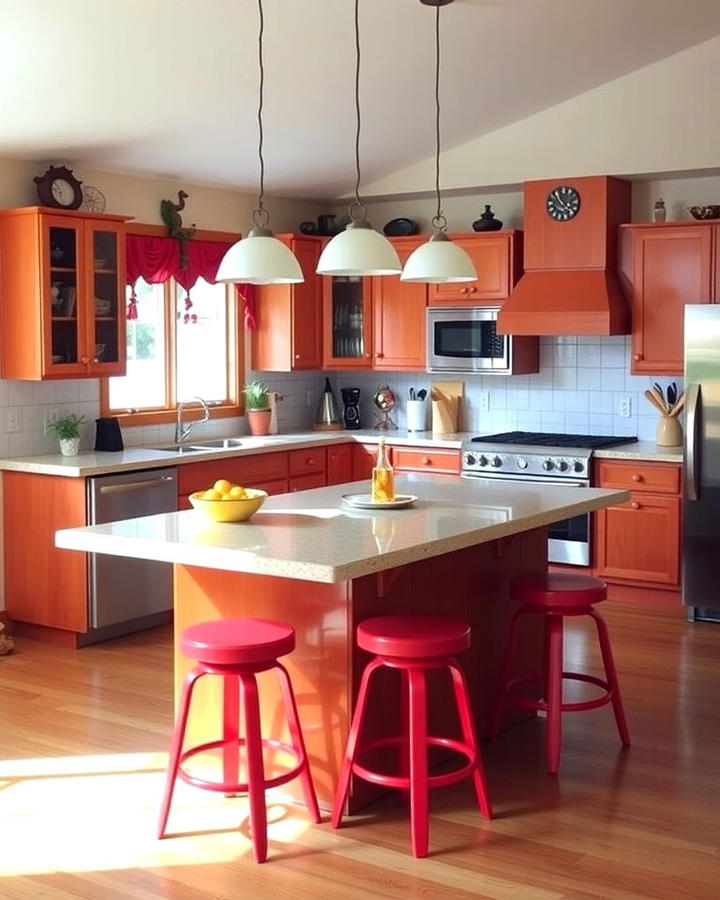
(189, 488), (267, 522)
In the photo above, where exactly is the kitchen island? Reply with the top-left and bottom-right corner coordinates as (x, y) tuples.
(56, 474), (628, 810)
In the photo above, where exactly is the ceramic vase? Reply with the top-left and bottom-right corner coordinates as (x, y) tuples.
(656, 415), (682, 447)
(59, 436), (80, 457)
(247, 409), (271, 436)
(472, 204), (503, 232)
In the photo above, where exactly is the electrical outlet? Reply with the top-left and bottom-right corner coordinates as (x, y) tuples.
(619, 396), (632, 418)
(479, 391), (490, 413)
(5, 407), (19, 432)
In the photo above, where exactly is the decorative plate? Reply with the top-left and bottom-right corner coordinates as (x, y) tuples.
(342, 493), (417, 510)
(383, 217), (419, 237)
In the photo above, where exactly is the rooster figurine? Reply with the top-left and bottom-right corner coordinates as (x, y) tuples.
(160, 190), (196, 267)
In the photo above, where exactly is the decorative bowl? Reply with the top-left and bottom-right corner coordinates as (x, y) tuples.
(383, 217), (419, 237)
(687, 205), (720, 220)
(189, 488), (267, 522)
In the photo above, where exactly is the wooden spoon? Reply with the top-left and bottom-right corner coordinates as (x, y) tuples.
(669, 394), (685, 417)
(644, 389), (668, 415)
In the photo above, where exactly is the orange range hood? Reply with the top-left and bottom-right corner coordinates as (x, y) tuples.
(497, 175), (632, 336)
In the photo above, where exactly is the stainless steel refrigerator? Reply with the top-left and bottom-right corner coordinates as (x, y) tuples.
(684, 305), (720, 622)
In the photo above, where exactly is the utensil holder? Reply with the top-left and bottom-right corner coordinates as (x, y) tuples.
(406, 400), (427, 432)
(656, 415), (683, 447)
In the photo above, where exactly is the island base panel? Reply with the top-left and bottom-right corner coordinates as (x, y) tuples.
(172, 527), (546, 812)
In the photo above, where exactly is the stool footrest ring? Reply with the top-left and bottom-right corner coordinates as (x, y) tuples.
(178, 737), (306, 793)
(505, 671), (613, 712)
(351, 735), (477, 790)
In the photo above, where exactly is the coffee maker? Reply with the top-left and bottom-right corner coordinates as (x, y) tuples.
(341, 388), (361, 430)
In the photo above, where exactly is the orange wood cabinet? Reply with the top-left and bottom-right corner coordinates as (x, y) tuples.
(371, 237), (427, 370)
(0, 206), (129, 380)
(4, 472), (88, 632)
(327, 442), (353, 485)
(352, 443), (379, 480)
(251, 235), (323, 371)
(392, 446), (461, 475)
(593, 460), (681, 587)
(428, 232), (523, 306)
(619, 223), (715, 375)
(323, 272), (374, 369)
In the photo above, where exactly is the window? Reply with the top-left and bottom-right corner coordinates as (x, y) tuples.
(101, 228), (243, 425)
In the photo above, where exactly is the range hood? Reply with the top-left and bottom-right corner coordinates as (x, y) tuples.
(497, 175), (631, 336)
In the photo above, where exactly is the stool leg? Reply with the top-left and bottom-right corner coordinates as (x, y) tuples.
(448, 661), (492, 819)
(275, 662), (321, 823)
(331, 657), (383, 829)
(490, 608), (525, 740)
(239, 672), (267, 864)
(407, 667), (429, 859)
(398, 668), (411, 806)
(223, 675), (240, 795)
(589, 609), (631, 747)
(158, 666), (203, 839)
(545, 614), (564, 775)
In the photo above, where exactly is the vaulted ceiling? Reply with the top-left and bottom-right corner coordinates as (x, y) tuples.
(2, 0), (720, 199)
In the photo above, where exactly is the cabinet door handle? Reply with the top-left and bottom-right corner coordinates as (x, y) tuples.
(460, 287), (468, 295)
(421, 456), (431, 465)
(631, 501), (641, 510)
(306, 458), (314, 465)
(294, 353), (300, 360)
(634, 354), (643, 361)
(81, 356), (90, 365)
(468, 286), (477, 293)
(376, 352), (384, 359)
(365, 353), (371, 359)
(632, 474), (643, 482)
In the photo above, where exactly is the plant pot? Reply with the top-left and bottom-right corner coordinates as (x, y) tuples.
(247, 408), (271, 437)
(59, 436), (80, 457)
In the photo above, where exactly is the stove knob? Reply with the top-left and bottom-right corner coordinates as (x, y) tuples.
(573, 460), (585, 474)
(465, 453), (476, 467)
(557, 460), (569, 472)
(516, 457), (528, 469)
(478, 455), (489, 467)
(491, 455), (502, 468)
(542, 458), (555, 471)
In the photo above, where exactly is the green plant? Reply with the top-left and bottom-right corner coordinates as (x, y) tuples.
(47, 413), (87, 440)
(243, 380), (270, 411)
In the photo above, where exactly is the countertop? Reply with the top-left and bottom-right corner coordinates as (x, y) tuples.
(55, 474), (629, 584)
(0, 431), (682, 477)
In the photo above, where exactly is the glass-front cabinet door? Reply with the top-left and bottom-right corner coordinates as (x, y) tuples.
(47, 222), (82, 371)
(86, 223), (126, 375)
(323, 275), (373, 368)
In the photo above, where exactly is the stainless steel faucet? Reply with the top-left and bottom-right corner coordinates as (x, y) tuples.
(175, 396), (210, 444)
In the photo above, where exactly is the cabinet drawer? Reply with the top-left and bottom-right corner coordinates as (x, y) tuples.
(392, 447), (461, 475)
(595, 460), (680, 494)
(327, 443), (353, 485)
(288, 446), (326, 476)
(178, 452), (288, 494)
(289, 472), (326, 492)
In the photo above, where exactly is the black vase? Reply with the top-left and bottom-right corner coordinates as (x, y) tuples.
(472, 204), (503, 232)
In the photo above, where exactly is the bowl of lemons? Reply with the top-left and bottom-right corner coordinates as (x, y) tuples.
(189, 479), (267, 522)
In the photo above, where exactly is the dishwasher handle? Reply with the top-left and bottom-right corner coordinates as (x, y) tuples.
(98, 475), (176, 495)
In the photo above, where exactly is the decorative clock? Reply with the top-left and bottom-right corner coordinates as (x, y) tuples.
(33, 165), (84, 210)
(546, 185), (580, 222)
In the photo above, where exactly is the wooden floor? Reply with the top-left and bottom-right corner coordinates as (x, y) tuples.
(1, 588), (718, 899)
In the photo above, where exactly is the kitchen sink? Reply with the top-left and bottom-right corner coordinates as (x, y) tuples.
(154, 445), (210, 454)
(189, 438), (245, 450)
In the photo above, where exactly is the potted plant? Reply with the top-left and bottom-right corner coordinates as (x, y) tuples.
(243, 381), (271, 436)
(47, 413), (87, 457)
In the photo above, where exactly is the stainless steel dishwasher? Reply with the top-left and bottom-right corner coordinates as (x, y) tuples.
(85, 467), (177, 643)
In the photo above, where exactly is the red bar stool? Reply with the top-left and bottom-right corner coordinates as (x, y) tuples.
(491, 573), (630, 774)
(332, 616), (492, 858)
(158, 618), (320, 863)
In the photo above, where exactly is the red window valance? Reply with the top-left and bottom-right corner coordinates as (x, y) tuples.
(125, 234), (256, 327)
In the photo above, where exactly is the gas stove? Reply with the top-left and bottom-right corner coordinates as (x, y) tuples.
(462, 431), (637, 481)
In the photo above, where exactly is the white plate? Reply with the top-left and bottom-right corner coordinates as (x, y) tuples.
(342, 493), (417, 510)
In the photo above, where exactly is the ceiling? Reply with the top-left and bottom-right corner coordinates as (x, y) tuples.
(2, 0), (720, 200)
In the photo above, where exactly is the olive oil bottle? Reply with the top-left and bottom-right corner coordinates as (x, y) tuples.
(371, 437), (395, 502)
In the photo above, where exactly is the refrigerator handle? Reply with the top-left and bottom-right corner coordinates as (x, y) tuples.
(685, 382), (701, 501)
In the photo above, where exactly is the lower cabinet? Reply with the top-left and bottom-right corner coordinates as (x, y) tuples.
(327, 443), (353, 485)
(593, 460), (681, 587)
(392, 446), (461, 475)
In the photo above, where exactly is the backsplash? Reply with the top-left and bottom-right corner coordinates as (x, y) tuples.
(330, 336), (682, 441)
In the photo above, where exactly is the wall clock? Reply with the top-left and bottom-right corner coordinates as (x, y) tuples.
(33, 165), (84, 210)
(546, 185), (580, 222)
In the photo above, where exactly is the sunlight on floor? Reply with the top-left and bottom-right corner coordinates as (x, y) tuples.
(0, 752), (312, 876)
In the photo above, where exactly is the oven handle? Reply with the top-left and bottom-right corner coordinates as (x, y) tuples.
(462, 473), (589, 487)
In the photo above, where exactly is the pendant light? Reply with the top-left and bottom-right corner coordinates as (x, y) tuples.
(316, 0), (401, 277)
(401, 0), (476, 284)
(216, 0), (303, 285)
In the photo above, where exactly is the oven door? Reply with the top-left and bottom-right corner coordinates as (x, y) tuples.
(462, 472), (590, 566)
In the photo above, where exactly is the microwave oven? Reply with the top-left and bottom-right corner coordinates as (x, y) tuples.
(426, 307), (539, 375)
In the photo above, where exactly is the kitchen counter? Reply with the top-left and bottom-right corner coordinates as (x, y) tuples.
(0, 430), (681, 477)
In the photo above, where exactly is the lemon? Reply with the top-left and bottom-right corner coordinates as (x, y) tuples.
(203, 488), (222, 500)
(213, 479), (232, 496)
(228, 485), (247, 499)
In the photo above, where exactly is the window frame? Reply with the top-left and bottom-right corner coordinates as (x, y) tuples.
(100, 223), (244, 427)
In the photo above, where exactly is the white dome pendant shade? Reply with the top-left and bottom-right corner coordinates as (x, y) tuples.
(216, 225), (304, 285)
(317, 220), (401, 277)
(401, 230), (476, 283)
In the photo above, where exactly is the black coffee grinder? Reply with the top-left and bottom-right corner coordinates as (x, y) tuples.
(341, 388), (361, 430)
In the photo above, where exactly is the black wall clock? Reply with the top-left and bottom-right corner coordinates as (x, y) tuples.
(33, 165), (84, 210)
(546, 185), (580, 222)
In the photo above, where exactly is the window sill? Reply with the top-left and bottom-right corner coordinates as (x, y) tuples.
(111, 404), (245, 428)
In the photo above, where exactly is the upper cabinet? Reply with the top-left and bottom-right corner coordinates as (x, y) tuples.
(251, 235), (323, 371)
(620, 223), (715, 375)
(0, 207), (129, 380)
(428, 231), (523, 306)
(371, 237), (427, 370)
(323, 270), (374, 369)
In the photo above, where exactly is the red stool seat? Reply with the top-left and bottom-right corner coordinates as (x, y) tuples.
(491, 573), (630, 774)
(158, 617), (320, 863)
(332, 615), (491, 859)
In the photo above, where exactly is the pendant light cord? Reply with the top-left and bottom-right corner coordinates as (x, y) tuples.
(253, 0), (270, 229)
(431, 1), (447, 234)
(349, 0), (366, 225)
